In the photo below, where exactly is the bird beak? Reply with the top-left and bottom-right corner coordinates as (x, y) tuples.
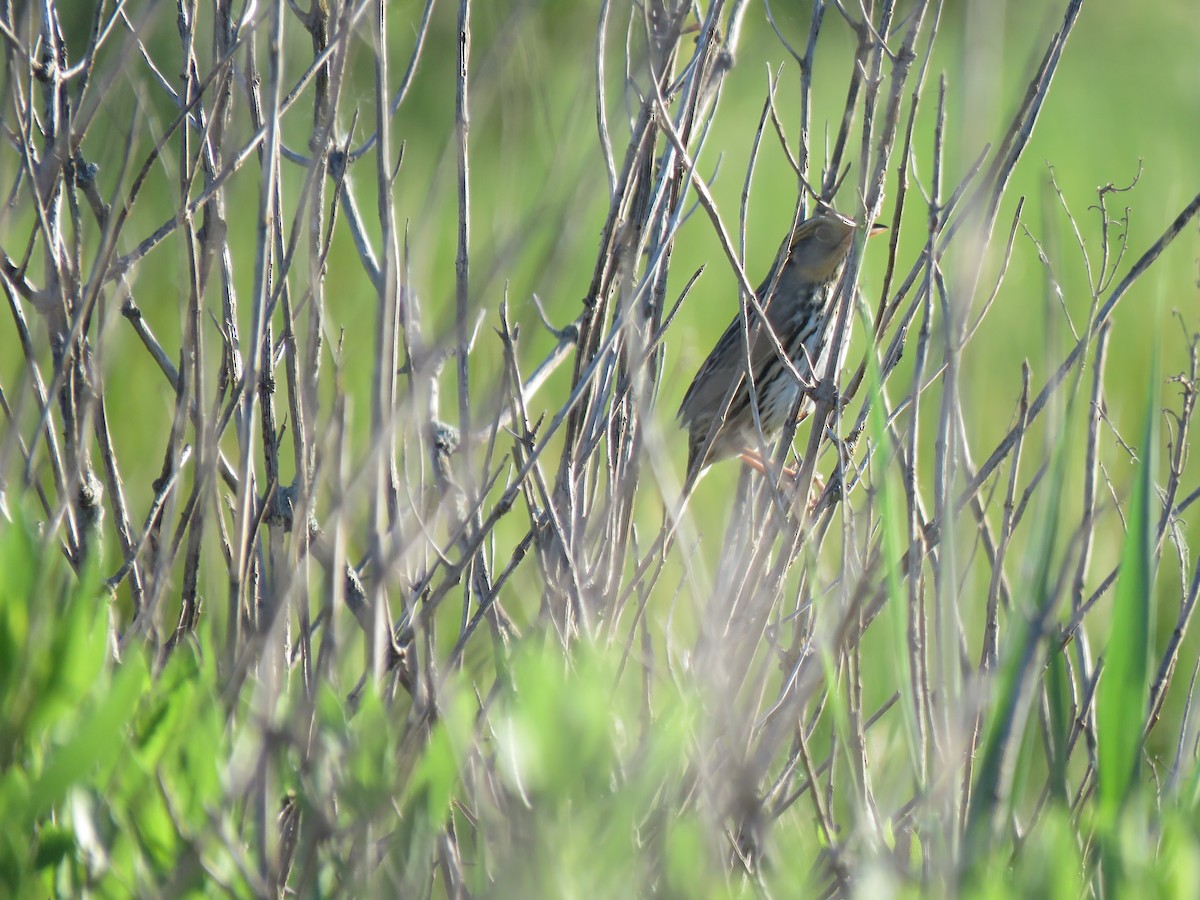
(868, 223), (888, 237)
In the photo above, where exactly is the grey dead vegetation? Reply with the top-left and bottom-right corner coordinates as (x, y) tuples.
(1, 0), (1198, 894)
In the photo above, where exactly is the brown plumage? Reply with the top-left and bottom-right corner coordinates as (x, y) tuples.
(678, 213), (884, 476)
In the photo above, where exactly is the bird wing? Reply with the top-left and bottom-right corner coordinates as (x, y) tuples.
(677, 304), (793, 426)
(677, 313), (741, 426)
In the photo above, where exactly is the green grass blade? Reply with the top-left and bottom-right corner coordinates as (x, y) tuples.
(861, 306), (922, 780)
(1096, 363), (1159, 823)
(964, 369), (1081, 869)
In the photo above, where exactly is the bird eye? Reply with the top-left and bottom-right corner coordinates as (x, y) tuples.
(815, 225), (834, 242)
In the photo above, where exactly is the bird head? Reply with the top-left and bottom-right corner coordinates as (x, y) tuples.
(785, 214), (886, 282)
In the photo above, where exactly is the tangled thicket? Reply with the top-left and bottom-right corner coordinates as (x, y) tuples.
(2, 0), (1199, 896)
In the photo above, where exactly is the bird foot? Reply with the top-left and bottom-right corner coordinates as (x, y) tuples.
(737, 452), (825, 511)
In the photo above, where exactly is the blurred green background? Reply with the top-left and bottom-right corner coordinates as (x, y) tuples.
(2, 1), (1199, 892)
(13, 0), (1193, 495)
(2, 0), (1197, 677)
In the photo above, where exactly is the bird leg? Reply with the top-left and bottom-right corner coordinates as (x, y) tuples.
(737, 451), (826, 508)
